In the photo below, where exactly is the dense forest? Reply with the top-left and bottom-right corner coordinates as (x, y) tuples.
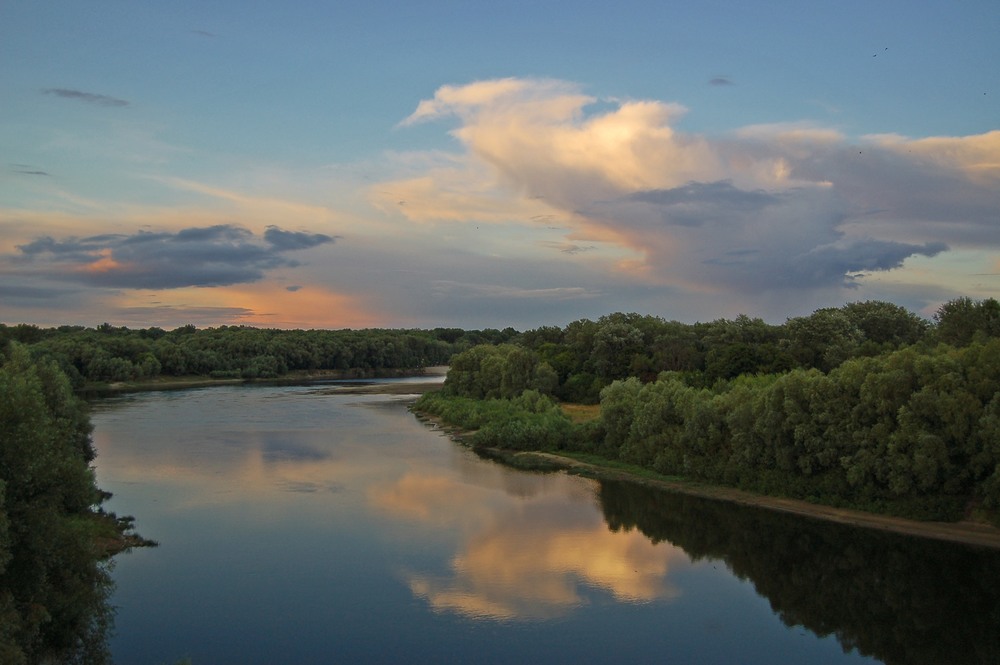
(0, 344), (151, 663)
(414, 297), (1000, 522)
(0, 323), (517, 387)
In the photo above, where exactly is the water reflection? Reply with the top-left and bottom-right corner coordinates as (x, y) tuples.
(97, 388), (688, 624)
(372, 471), (683, 619)
(91, 389), (414, 513)
(598, 481), (1000, 665)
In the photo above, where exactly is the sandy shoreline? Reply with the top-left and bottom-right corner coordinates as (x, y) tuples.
(510, 452), (1000, 550)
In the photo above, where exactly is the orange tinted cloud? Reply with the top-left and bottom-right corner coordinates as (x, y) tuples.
(870, 130), (1000, 183)
(410, 517), (683, 620)
(372, 469), (685, 620)
(380, 77), (998, 311)
(102, 281), (386, 330)
(189, 283), (387, 329)
(81, 248), (127, 273)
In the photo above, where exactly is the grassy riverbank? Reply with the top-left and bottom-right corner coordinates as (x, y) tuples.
(413, 401), (1000, 550)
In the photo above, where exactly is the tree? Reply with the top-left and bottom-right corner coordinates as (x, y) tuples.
(700, 315), (790, 380)
(0, 343), (149, 663)
(842, 300), (928, 348)
(591, 321), (645, 380)
(598, 377), (642, 455)
(785, 308), (863, 372)
(934, 297), (1000, 346)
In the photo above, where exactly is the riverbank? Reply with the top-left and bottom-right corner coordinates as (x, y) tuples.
(515, 451), (1000, 550)
(413, 410), (1000, 550)
(82, 366), (450, 394)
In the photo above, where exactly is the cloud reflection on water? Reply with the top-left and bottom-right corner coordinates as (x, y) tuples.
(372, 469), (686, 620)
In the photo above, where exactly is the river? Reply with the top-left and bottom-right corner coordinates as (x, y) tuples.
(90, 380), (1000, 664)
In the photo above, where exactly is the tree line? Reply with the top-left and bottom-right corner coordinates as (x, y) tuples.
(512, 298), (998, 403)
(0, 324), (518, 387)
(415, 298), (1000, 521)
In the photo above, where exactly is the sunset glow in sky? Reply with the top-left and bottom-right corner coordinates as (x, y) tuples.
(2, 1), (998, 330)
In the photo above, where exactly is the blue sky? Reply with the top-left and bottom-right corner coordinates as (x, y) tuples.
(2, 1), (998, 330)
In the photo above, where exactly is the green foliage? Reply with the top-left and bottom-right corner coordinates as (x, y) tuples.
(933, 296), (1000, 346)
(0, 343), (140, 663)
(413, 389), (575, 451)
(701, 314), (791, 380)
(443, 344), (555, 400)
(587, 342), (1000, 519)
(12, 324), (481, 386)
(842, 300), (928, 348)
(13, 297), (981, 399)
(784, 308), (863, 372)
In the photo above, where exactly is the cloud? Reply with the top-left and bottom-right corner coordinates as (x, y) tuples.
(708, 76), (734, 86)
(623, 180), (780, 227)
(399, 78), (587, 128)
(372, 471), (683, 620)
(11, 165), (49, 176)
(42, 88), (129, 107)
(430, 281), (595, 301)
(263, 225), (336, 250)
(789, 239), (948, 285)
(385, 77), (1000, 306)
(0, 283), (68, 301)
(539, 241), (595, 255)
(15, 223), (335, 290)
(110, 305), (258, 327)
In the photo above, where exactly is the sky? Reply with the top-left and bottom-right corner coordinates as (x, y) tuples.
(2, 1), (998, 331)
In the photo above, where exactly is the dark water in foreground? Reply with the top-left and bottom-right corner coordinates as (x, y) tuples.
(90, 382), (1000, 664)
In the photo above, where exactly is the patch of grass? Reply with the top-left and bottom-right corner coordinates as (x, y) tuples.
(560, 402), (600, 423)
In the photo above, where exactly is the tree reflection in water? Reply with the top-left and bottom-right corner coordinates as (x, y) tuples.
(598, 480), (1000, 665)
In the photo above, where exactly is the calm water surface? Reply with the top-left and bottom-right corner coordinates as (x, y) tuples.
(90, 382), (1000, 664)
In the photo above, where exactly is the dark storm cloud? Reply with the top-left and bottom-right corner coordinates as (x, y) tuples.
(42, 88), (129, 107)
(595, 179), (953, 294)
(604, 181), (782, 228)
(629, 181), (779, 210)
(264, 226), (336, 250)
(15, 224), (335, 290)
(787, 239), (949, 287)
(17, 235), (108, 262)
